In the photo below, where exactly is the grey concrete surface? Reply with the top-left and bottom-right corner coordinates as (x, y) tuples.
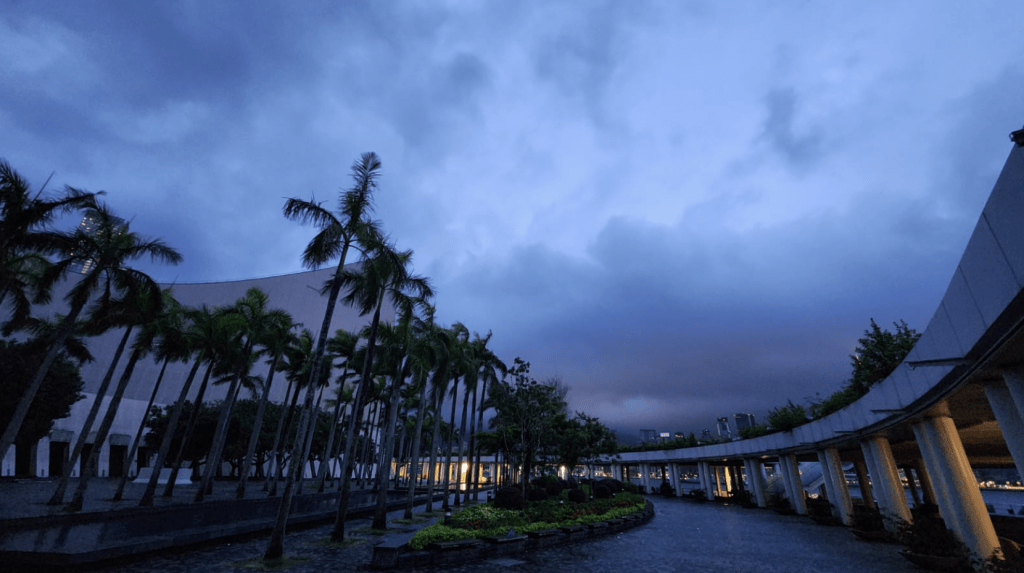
(78, 494), (919, 573)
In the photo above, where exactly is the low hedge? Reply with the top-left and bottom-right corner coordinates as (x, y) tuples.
(408, 491), (645, 550)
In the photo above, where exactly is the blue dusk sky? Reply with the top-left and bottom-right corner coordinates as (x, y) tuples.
(3, 1), (1024, 440)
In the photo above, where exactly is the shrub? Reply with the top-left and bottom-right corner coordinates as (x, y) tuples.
(527, 487), (549, 502)
(567, 488), (587, 503)
(545, 481), (564, 497)
(767, 400), (809, 432)
(493, 487), (525, 510)
(621, 481), (640, 494)
(594, 485), (612, 499)
(738, 424), (769, 439)
(659, 482), (675, 497)
(597, 478), (622, 493)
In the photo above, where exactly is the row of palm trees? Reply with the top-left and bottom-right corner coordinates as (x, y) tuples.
(0, 156), (514, 562)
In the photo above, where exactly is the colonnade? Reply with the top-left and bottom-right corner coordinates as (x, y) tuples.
(608, 378), (1024, 561)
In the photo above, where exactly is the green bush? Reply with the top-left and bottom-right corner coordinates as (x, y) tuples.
(767, 400), (809, 432)
(567, 488), (586, 503)
(738, 424), (768, 439)
(494, 487), (525, 510)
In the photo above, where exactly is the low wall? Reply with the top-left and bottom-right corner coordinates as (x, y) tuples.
(371, 500), (656, 570)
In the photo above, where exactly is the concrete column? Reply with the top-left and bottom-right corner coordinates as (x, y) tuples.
(912, 457), (937, 505)
(823, 448), (854, 525)
(859, 441), (888, 511)
(641, 463), (651, 494)
(851, 456), (876, 510)
(701, 462), (715, 500)
(668, 463), (680, 496)
(777, 461), (795, 507)
(864, 436), (912, 527)
(985, 380), (1024, 483)
(785, 455), (807, 514)
(903, 466), (922, 507)
(613, 463), (622, 482)
(913, 416), (1001, 559)
(749, 459), (767, 507)
(1004, 367), (1024, 414)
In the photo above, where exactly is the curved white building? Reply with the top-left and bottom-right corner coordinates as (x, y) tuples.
(3, 264), (394, 480)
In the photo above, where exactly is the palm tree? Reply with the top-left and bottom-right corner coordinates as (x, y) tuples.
(469, 335), (505, 499)
(265, 153), (383, 561)
(314, 328), (359, 492)
(0, 159), (98, 334)
(235, 310), (296, 499)
(112, 291), (187, 502)
(65, 283), (169, 511)
(422, 323), (457, 513)
(326, 238), (433, 535)
(0, 202), (180, 468)
(195, 288), (287, 502)
(138, 304), (231, 505)
(47, 294), (139, 506)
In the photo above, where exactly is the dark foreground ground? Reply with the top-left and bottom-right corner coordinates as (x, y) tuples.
(17, 485), (918, 573)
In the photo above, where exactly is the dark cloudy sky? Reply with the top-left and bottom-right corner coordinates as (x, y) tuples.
(4, 1), (1024, 440)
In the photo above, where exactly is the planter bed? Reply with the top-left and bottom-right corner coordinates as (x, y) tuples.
(371, 501), (654, 570)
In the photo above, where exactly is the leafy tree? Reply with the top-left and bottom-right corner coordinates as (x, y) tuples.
(850, 319), (920, 394)
(488, 358), (569, 492)
(0, 338), (85, 449)
(555, 412), (617, 477)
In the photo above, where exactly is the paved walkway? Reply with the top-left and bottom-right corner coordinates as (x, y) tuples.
(75, 494), (918, 573)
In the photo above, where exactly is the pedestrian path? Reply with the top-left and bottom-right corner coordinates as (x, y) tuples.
(83, 495), (920, 573)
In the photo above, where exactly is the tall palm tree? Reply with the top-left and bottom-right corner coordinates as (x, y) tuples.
(469, 335), (505, 499)
(0, 159), (98, 334)
(422, 324), (457, 513)
(327, 239), (433, 536)
(0, 202), (180, 467)
(265, 153), (384, 561)
(402, 305), (440, 518)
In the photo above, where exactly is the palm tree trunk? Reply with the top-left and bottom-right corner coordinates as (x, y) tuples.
(328, 300), (382, 543)
(49, 323), (132, 506)
(163, 361), (214, 498)
(472, 377), (488, 500)
(372, 373), (404, 529)
(295, 385), (325, 495)
(424, 384), (445, 513)
(440, 383), (458, 510)
(0, 301), (85, 461)
(266, 378), (299, 494)
(113, 357), (170, 502)
(314, 384), (347, 492)
(66, 344), (145, 511)
(264, 241), (351, 560)
(464, 379), (479, 503)
(140, 354), (203, 506)
(195, 369), (244, 502)
(454, 381), (471, 505)
(236, 354), (280, 499)
(403, 379), (429, 519)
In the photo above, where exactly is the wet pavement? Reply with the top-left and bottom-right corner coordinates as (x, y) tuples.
(51, 490), (921, 573)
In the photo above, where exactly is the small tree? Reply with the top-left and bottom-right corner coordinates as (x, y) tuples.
(849, 319), (920, 394)
(0, 338), (85, 448)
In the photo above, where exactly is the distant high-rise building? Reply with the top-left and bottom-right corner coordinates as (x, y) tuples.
(716, 417), (731, 438)
(639, 429), (657, 443)
(734, 413), (756, 432)
(71, 212), (127, 274)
